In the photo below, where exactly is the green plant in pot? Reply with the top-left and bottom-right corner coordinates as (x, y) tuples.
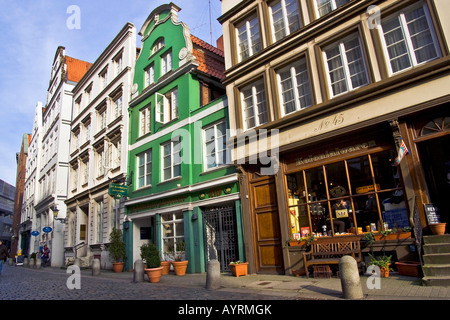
(140, 242), (163, 283)
(368, 253), (392, 277)
(172, 240), (188, 276)
(108, 227), (127, 273)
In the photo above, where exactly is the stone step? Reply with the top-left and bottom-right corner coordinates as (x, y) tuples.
(423, 253), (450, 265)
(422, 276), (450, 287)
(424, 243), (450, 254)
(423, 234), (450, 245)
(422, 264), (450, 277)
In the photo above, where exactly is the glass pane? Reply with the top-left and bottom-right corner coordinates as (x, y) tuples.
(175, 222), (184, 237)
(379, 191), (409, 229)
(163, 238), (174, 257)
(162, 222), (173, 238)
(325, 161), (349, 198)
(173, 164), (181, 177)
(347, 156), (373, 195)
(286, 0), (301, 33)
(304, 167), (327, 201)
(353, 194), (380, 233)
(290, 205), (310, 237)
(309, 202), (328, 235)
(329, 197), (353, 234)
(371, 150), (398, 190)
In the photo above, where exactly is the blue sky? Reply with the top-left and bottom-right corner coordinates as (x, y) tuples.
(0, 0), (223, 187)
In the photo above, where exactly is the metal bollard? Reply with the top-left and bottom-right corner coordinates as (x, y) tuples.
(133, 260), (144, 282)
(339, 255), (364, 299)
(92, 258), (101, 276)
(206, 259), (221, 290)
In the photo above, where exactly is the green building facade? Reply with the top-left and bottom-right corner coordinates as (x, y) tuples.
(124, 3), (243, 273)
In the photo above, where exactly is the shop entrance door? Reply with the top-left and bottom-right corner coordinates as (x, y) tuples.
(418, 135), (450, 230)
(203, 206), (238, 271)
(249, 176), (284, 274)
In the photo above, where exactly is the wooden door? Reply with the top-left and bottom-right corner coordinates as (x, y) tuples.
(249, 176), (284, 274)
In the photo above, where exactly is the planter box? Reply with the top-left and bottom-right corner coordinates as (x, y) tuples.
(229, 262), (248, 277)
(395, 261), (421, 277)
(289, 240), (307, 246)
(374, 232), (411, 241)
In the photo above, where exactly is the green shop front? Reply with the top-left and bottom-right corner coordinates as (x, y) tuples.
(124, 177), (244, 273)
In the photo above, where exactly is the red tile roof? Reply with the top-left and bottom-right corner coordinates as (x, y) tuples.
(66, 56), (92, 83)
(191, 35), (225, 80)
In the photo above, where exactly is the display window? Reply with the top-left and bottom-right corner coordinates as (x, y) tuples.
(286, 149), (409, 238)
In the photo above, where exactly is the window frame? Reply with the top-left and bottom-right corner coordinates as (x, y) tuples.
(137, 149), (152, 189)
(235, 13), (262, 63)
(377, 1), (442, 76)
(203, 120), (229, 171)
(139, 104), (151, 137)
(268, 0), (302, 43)
(155, 88), (178, 124)
(161, 139), (182, 181)
(239, 78), (269, 130)
(145, 63), (155, 87)
(314, 0), (352, 18)
(161, 50), (172, 76)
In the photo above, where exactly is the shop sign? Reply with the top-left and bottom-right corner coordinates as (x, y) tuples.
(43, 227), (52, 233)
(109, 183), (128, 199)
(296, 140), (376, 166)
(31, 231), (39, 236)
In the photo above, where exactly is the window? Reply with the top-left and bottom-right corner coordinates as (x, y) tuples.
(277, 57), (313, 116)
(236, 15), (262, 62)
(240, 79), (268, 130)
(82, 160), (89, 185)
(315, 0), (352, 18)
(152, 38), (165, 54)
(204, 121), (228, 170)
(98, 107), (107, 131)
(108, 139), (122, 169)
(156, 88), (178, 124)
(161, 139), (181, 181)
(269, 0), (302, 42)
(96, 200), (103, 243)
(83, 121), (91, 144)
(161, 51), (172, 76)
(139, 105), (151, 136)
(112, 95), (122, 119)
(113, 54), (123, 76)
(379, 3), (441, 75)
(71, 165), (78, 190)
(322, 33), (369, 97)
(97, 149), (104, 177)
(161, 213), (184, 260)
(100, 68), (108, 90)
(137, 149), (152, 188)
(145, 64), (155, 87)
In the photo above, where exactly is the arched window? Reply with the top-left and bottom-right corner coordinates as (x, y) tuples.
(152, 38), (165, 55)
(420, 117), (450, 137)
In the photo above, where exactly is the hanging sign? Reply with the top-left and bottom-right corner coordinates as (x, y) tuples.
(395, 139), (409, 165)
(109, 183), (128, 199)
(43, 227), (53, 233)
(31, 231), (40, 236)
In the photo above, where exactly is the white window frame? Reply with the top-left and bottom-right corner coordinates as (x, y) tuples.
(161, 139), (181, 181)
(378, 2), (441, 76)
(155, 88), (178, 124)
(161, 212), (184, 260)
(145, 64), (155, 87)
(276, 57), (313, 116)
(137, 149), (152, 189)
(240, 79), (268, 130)
(203, 121), (229, 170)
(161, 51), (172, 76)
(96, 200), (103, 244)
(139, 105), (151, 136)
(152, 38), (165, 55)
(112, 95), (122, 119)
(268, 0), (302, 42)
(236, 15), (261, 62)
(322, 33), (369, 98)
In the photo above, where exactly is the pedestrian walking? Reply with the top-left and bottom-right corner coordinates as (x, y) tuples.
(0, 239), (9, 275)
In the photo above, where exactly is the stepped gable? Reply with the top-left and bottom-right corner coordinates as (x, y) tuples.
(190, 34), (225, 80)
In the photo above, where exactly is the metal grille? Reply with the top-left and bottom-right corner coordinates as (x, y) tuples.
(203, 206), (238, 271)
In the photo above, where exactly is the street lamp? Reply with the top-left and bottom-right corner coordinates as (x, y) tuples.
(52, 206), (67, 224)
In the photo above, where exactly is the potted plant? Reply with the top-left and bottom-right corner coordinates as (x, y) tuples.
(161, 247), (174, 275)
(140, 242), (163, 283)
(172, 240), (188, 276)
(229, 261), (248, 277)
(288, 234), (316, 247)
(108, 227), (127, 273)
(368, 253), (392, 277)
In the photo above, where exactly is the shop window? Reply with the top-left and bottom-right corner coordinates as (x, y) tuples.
(379, 2), (441, 75)
(286, 150), (408, 238)
(420, 117), (450, 136)
(161, 213), (184, 260)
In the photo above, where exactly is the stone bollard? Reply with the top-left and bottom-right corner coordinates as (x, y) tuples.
(29, 258), (35, 268)
(133, 260), (145, 283)
(73, 258), (81, 268)
(206, 259), (221, 290)
(23, 257), (29, 268)
(339, 255), (364, 299)
(8, 257), (13, 266)
(92, 258), (101, 276)
(35, 258), (42, 269)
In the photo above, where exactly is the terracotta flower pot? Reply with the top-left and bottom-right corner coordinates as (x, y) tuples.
(395, 261), (421, 277)
(161, 261), (171, 275)
(145, 267), (163, 283)
(429, 223), (446, 235)
(380, 266), (390, 278)
(172, 260), (188, 276)
(112, 262), (124, 273)
(229, 262), (248, 277)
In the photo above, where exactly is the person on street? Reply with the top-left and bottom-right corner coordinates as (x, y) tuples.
(0, 240), (9, 275)
(41, 245), (50, 267)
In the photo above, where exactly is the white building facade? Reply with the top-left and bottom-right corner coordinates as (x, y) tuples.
(65, 23), (136, 269)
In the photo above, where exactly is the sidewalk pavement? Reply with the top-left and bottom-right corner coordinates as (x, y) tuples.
(75, 267), (450, 300)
